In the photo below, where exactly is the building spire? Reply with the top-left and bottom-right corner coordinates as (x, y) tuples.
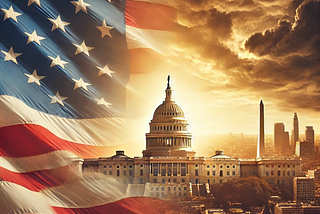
(167, 75), (171, 89)
(165, 75), (172, 101)
(257, 100), (265, 159)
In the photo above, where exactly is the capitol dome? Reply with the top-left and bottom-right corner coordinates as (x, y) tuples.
(143, 76), (195, 158)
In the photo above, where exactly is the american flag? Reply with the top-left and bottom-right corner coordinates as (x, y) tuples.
(0, 0), (176, 213)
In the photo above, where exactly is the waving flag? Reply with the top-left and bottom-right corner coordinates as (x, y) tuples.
(0, 0), (177, 213)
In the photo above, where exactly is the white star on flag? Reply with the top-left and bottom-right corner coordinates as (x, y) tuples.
(48, 91), (68, 106)
(1, 5), (22, 23)
(24, 30), (46, 45)
(27, 0), (41, 7)
(24, 69), (46, 86)
(71, 0), (91, 14)
(72, 78), (91, 91)
(48, 55), (68, 69)
(72, 41), (94, 56)
(48, 15), (70, 32)
(97, 19), (113, 38)
(1, 47), (22, 64)
(95, 98), (112, 108)
(96, 64), (115, 77)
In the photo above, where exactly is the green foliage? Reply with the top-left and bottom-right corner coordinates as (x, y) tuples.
(210, 176), (280, 210)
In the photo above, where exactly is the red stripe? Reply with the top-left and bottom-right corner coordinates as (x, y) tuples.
(52, 197), (177, 214)
(0, 165), (72, 192)
(125, 1), (176, 31)
(129, 48), (165, 73)
(0, 124), (112, 158)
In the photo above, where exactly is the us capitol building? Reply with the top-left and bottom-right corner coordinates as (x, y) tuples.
(83, 76), (301, 198)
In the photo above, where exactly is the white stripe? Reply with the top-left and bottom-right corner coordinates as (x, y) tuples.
(0, 181), (54, 214)
(0, 150), (81, 173)
(126, 25), (175, 55)
(127, 0), (173, 7)
(44, 174), (126, 208)
(0, 176), (127, 209)
(0, 95), (124, 146)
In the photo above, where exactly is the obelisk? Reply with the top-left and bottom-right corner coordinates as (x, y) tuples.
(257, 100), (265, 158)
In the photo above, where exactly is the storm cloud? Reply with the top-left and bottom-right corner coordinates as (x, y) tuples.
(171, 0), (320, 111)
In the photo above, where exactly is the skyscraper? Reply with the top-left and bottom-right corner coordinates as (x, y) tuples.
(274, 123), (285, 151)
(257, 100), (265, 158)
(274, 123), (290, 155)
(292, 113), (299, 153)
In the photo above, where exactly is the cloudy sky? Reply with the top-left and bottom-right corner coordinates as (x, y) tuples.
(122, 0), (320, 155)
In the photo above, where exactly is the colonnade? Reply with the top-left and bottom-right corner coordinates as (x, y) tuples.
(146, 137), (191, 147)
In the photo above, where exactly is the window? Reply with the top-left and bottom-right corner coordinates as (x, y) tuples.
(220, 180), (222, 183)
(287, 171), (290, 176)
(213, 171), (216, 176)
(140, 178), (143, 184)
(124, 165), (126, 168)
(232, 171), (235, 176)
(173, 163), (178, 176)
(233, 165), (235, 168)
(129, 171), (132, 176)
(207, 171), (210, 176)
(156, 187), (159, 191)
(220, 170), (223, 177)
(162, 179), (165, 183)
(271, 164), (274, 167)
(184, 187), (187, 190)
(117, 165), (119, 168)
(266, 171), (269, 176)
(195, 164), (198, 167)
(227, 171), (230, 176)
(278, 171), (280, 176)
(182, 179), (185, 182)
(129, 165), (132, 168)
(161, 163), (166, 176)
(140, 164), (143, 167)
(227, 166), (230, 168)
(153, 163), (158, 176)
(195, 169), (199, 176)
(168, 178), (171, 182)
(288, 165), (290, 168)
(220, 165), (223, 168)
(161, 187), (164, 191)
(266, 164), (269, 168)
(104, 165), (107, 168)
(179, 187), (181, 191)
(151, 187), (154, 191)
(140, 169), (143, 176)
(293, 171), (295, 176)
(123, 171), (127, 176)
(293, 165), (295, 168)
(109, 171), (112, 175)
(167, 187), (170, 191)
(129, 179), (133, 184)
(207, 179), (210, 183)
(104, 171), (107, 175)
(213, 165), (216, 168)
(283, 171), (285, 176)
(181, 163), (186, 176)
(109, 165), (112, 168)
(271, 171), (274, 176)
(173, 178), (177, 183)
(174, 187), (176, 191)
(117, 170), (120, 177)
(153, 179), (157, 183)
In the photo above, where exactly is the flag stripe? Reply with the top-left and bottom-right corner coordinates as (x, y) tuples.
(125, 1), (176, 31)
(0, 124), (111, 158)
(0, 165), (74, 192)
(0, 95), (124, 147)
(0, 150), (79, 173)
(126, 26), (175, 53)
(51, 197), (174, 214)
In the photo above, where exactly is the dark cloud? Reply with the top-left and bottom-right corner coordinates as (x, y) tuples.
(172, 0), (320, 112)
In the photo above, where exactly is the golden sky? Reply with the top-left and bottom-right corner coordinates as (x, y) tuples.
(120, 0), (320, 156)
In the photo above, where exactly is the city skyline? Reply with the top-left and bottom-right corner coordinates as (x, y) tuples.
(121, 0), (320, 156)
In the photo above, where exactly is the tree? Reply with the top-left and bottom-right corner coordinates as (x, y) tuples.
(210, 176), (280, 211)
